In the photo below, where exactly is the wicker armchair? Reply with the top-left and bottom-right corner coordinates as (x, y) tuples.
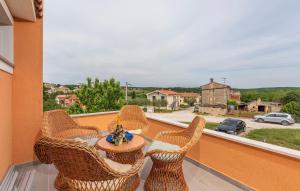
(34, 136), (144, 191)
(42, 110), (100, 139)
(144, 116), (205, 191)
(107, 105), (149, 135)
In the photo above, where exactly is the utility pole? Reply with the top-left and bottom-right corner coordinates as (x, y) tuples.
(125, 82), (132, 103)
(221, 77), (227, 84)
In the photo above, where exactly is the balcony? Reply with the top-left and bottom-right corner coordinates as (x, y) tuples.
(7, 145), (250, 191)
(2, 111), (300, 191)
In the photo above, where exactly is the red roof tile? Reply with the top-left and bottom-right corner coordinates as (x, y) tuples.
(159, 89), (178, 95)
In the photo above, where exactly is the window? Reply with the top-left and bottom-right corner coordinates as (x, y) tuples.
(152, 96), (156, 101)
(276, 114), (288, 118)
(0, 26), (13, 63)
(161, 96), (165, 100)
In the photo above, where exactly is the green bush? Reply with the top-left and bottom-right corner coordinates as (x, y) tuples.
(227, 99), (238, 106)
(282, 101), (300, 120)
(281, 92), (300, 105)
(127, 97), (149, 106)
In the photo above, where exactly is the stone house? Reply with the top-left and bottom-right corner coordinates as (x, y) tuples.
(199, 78), (241, 115)
(201, 78), (232, 108)
(146, 89), (180, 110)
(247, 98), (282, 113)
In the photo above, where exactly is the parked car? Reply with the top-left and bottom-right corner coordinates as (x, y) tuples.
(216, 118), (246, 135)
(254, 112), (295, 126)
(193, 104), (199, 113)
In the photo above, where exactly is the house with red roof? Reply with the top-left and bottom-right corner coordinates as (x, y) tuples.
(146, 89), (181, 110)
(55, 94), (79, 107)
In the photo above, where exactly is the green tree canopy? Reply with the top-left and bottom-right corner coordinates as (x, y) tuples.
(281, 92), (300, 105)
(68, 78), (125, 114)
(227, 99), (238, 106)
(282, 101), (300, 119)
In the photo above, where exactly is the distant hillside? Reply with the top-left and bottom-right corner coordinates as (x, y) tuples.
(237, 87), (300, 103)
(131, 86), (300, 103)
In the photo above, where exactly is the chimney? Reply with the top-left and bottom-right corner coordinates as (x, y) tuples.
(210, 78), (214, 83)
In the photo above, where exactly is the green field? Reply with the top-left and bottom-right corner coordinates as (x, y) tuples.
(180, 122), (218, 130)
(245, 129), (300, 151)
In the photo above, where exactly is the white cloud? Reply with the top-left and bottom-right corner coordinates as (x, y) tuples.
(44, 0), (300, 88)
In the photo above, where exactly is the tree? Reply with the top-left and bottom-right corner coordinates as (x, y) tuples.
(160, 99), (167, 107)
(151, 99), (167, 109)
(67, 101), (84, 114)
(184, 97), (196, 106)
(43, 85), (62, 111)
(128, 97), (149, 106)
(131, 91), (136, 99)
(281, 92), (300, 105)
(227, 99), (238, 106)
(282, 101), (300, 119)
(69, 78), (125, 114)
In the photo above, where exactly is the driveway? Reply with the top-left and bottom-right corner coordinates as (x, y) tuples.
(146, 109), (300, 129)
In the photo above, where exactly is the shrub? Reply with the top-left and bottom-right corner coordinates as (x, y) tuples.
(282, 101), (300, 120)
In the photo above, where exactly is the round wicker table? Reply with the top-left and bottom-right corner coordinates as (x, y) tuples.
(96, 135), (145, 190)
(96, 134), (145, 165)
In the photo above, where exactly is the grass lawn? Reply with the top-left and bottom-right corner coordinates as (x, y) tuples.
(180, 121), (218, 130)
(246, 129), (300, 151)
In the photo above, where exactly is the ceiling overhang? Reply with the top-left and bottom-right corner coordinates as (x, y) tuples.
(4, 0), (43, 22)
(0, 0), (13, 25)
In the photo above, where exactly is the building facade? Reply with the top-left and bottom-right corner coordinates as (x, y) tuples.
(201, 78), (232, 107)
(146, 89), (180, 110)
(247, 98), (282, 113)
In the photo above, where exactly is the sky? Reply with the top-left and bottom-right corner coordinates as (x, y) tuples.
(44, 0), (300, 88)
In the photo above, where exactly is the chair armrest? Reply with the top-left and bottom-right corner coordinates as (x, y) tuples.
(154, 130), (185, 139)
(109, 158), (144, 177)
(154, 130), (190, 148)
(79, 125), (100, 132)
(125, 158), (144, 176)
(145, 149), (182, 157)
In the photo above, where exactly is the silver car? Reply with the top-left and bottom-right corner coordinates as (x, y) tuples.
(254, 112), (295, 126)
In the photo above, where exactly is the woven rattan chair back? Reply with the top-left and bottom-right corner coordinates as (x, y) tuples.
(181, 116), (205, 151)
(108, 105), (149, 133)
(35, 137), (118, 180)
(144, 116), (205, 191)
(35, 136), (144, 191)
(42, 110), (79, 137)
(34, 136), (145, 191)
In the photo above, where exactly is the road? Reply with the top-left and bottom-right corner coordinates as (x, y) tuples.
(146, 109), (300, 129)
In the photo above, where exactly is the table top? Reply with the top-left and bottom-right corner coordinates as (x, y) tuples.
(96, 135), (145, 153)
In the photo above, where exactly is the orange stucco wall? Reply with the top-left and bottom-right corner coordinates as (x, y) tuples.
(12, 18), (43, 164)
(0, 70), (12, 180)
(73, 113), (300, 191)
(73, 113), (117, 131)
(146, 119), (300, 191)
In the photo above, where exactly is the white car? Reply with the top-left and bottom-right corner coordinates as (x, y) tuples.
(254, 112), (295, 126)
